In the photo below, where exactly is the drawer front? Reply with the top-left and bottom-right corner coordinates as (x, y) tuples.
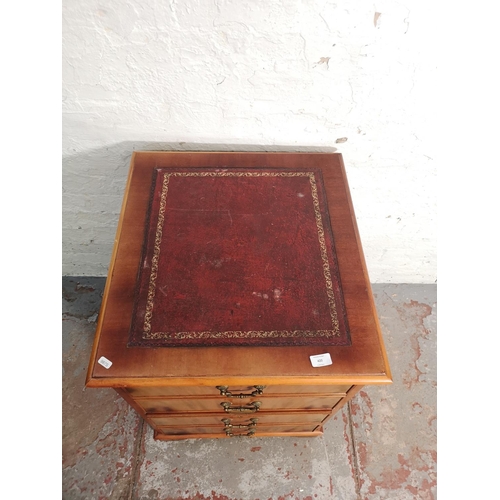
(136, 395), (342, 413)
(156, 422), (321, 437)
(149, 410), (330, 427)
(126, 384), (352, 398)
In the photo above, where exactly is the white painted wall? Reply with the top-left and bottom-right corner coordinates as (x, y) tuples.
(62, 0), (437, 282)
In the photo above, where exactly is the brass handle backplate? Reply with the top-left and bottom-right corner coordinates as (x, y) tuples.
(220, 401), (261, 413)
(216, 385), (266, 398)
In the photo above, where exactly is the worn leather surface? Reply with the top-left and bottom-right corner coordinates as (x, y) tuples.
(128, 167), (350, 347)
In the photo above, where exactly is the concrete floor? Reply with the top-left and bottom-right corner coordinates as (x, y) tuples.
(62, 279), (436, 500)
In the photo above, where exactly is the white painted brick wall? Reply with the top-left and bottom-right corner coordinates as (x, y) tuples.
(62, 0), (437, 282)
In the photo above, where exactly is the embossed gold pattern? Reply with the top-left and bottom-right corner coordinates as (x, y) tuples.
(143, 173), (170, 336)
(308, 174), (341, 334)
(142, 170), (341, 340)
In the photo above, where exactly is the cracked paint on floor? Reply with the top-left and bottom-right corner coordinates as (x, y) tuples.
(62, 279), (436, 499)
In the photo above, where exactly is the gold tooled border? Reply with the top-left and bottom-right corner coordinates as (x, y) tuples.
(142, 171), (340, 340)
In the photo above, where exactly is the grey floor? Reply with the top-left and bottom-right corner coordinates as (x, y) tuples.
(62, 278), (436, 500)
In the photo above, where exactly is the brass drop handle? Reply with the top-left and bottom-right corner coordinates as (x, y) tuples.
(225, 428), (256, 437)
(222, 418), (258, 430)
(216, 385), (266, 398)
(220, 401), (261, 413)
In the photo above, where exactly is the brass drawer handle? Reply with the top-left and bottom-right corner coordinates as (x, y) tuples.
(222, 418), (258, 430)
(216, 385), (266, 398)
(225, 428), (256, 437)
(220, 401), (261, 413)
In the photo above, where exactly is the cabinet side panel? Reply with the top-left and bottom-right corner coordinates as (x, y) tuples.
(321, 385), (364, 425)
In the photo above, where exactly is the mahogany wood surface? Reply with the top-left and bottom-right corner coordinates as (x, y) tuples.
(86, 152), (392, 388)
(125, 384), (352, 397)
(153, 430), (324, 441)
(156, 423), (319, 435)
(149, 410), (330, 426)
(135, 395), (343, 413)
(320, 384), (364, 426)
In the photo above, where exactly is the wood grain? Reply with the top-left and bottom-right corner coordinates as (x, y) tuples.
(85, 152), (392, 440)
(86, 152), (391, 386)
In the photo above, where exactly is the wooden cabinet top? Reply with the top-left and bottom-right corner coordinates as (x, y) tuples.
(86, 152), (392, 388)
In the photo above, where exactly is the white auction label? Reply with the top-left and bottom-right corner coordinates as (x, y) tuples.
(98, 356), (112, 369)
(309, 353), (332, 367)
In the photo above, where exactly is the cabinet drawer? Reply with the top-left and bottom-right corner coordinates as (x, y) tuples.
(149, 410), (330, 427)
(136, 395), (342, 413)
(125, 384), (352, 398)
(156, 422), (321, 437)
